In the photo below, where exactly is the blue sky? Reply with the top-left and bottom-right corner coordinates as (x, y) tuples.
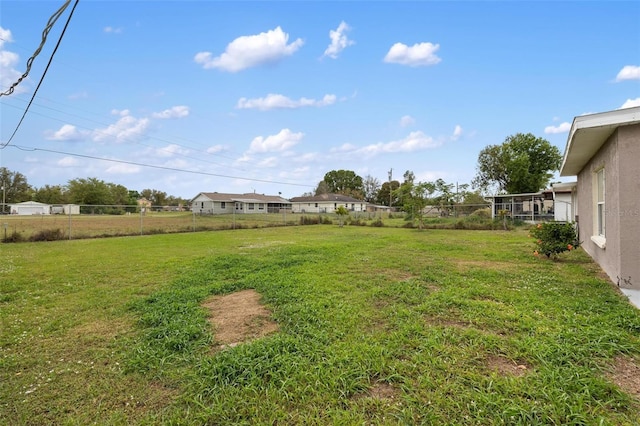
(1, 0), (639, 199)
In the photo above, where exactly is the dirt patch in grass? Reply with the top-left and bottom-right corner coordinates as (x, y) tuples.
(486, 355), (530, 377)
(352, 381), (400, 402)
(203, 289), (278, 350)
(606, 355), (640, 401)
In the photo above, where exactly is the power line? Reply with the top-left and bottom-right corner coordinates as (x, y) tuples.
(0, 97), (244, 170)
(0, 1), (71, 96)
(10, 144), (314, 188)
(1, 0), (79, 149)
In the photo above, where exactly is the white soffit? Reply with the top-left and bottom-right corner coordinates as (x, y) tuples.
(560, 106), (640, 176)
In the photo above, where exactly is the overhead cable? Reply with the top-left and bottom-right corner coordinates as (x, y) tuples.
(10, 144), (314, 188)
(1, 0), (79, 149)
(0, 0), (71, 97)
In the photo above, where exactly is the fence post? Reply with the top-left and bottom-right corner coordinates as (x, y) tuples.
(140, 208), (144, 235)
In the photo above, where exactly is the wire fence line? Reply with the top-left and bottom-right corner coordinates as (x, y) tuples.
(1, 203), (492, 242)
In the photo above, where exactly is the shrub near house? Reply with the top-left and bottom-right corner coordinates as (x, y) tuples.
(530, 222), (579, 258)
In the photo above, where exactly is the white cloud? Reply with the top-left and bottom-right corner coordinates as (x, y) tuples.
(154, 144), (190, 158)
(57, 156), (79, 167)
(206, 145), (226, 154)
(152, 105), (190, 119)
(93, 111), (150, 143)
(346, 131), (442, 158)
(452, 125), (463, 140)
(105, 163), (140, 174)
(0, 27), (24, 94)
(46, 124), (87, 141)
(400, 115), (415, 127)
(194, 26), (303, 72)
(258, 157), (279, 168)
(615, 65), (640, 82)
(104, 26), (123, 34)
(0, 27), (12, 49)
(544, 122), (571, 134)
(384, 42), (441, 67)
(323, 21), (354, 59)
(620, 97), (640, 109)
(248, 128), (304, 153)
(111, 109), (130, 116)
(237, 93), (336, 110)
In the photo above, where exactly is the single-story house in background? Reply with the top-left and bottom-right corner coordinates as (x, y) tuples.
(560, 106), (640, 303)
(191, 192), (291, 214)
(289, 193), (368, 214)
(487, 192), (554, 222)
(9, 201), (51, 215)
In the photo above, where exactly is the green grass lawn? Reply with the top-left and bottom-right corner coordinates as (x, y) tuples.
(1, 226), (639, 425)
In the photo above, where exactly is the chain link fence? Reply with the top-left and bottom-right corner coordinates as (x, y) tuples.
(1, 203), (494, 242)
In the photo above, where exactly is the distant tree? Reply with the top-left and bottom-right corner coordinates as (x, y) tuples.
(67, 178), (114, 213)
(403, 170), (415, 185)
(33, 185), (68, 204)
(0, 167), (32, 209)
(335, 205), (349, 227)
(398, 181), (435, 229)
(362, 175), (381, 203)
(432, 179), (455, 216)
(140, 189), (168, 209)
(323, 170), (363, 199)
(314, 180), (329, 196)
(107, 183), (135, 213)
(375, 180), (400, 207)
(458, 191), (490, 215)
(128, 190), (140, 201)
(473, 133), (562, 194)
(108, 183), (130, 206)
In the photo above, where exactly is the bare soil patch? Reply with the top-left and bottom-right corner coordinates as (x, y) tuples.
(203, 289), (279, 350)
(352, 381), (400, 402)
(606, 355), (640, 401)
(486, 355), (530, 377)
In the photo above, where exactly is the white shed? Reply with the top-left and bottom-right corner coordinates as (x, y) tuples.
(10, 201), (51, 215)
(551, 182), (576, 222)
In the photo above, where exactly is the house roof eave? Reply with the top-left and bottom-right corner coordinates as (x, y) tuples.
(560, 107), (640, 176)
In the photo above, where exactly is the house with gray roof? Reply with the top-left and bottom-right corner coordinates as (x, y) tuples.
(191, 192), (291, 214)
(289, 193), (367, 213)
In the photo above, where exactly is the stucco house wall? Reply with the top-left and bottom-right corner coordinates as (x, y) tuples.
(561, 108), (640, 291)
(289, 194), (367, 213)
(575, 130), (621, 285)
(616, 124), (640, 288)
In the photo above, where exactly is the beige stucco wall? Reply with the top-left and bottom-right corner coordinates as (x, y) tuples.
(576, 124), (640, 290)
(616, 124), (640, 289)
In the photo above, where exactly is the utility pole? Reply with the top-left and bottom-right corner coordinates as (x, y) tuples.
(388, 168), (393, 209)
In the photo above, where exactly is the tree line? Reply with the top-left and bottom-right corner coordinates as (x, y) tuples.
(307, 133), (561, 207)
(0, 169), (189, 214)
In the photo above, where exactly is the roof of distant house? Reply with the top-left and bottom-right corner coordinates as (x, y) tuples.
(289, 193), (366, 203)
(193, 192), (290, 203)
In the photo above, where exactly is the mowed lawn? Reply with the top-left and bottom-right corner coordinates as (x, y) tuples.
(1, 226), (639, 425)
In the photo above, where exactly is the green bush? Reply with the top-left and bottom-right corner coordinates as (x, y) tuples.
(530, 222), (579, 258)
(29, 228), (65, 242)
(470, 207), (491, 218)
